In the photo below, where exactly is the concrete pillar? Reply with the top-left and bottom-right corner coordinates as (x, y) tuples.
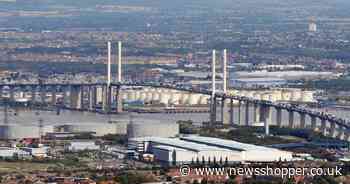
(288, 110), (294, 128)
(31, 86), (36, 103)
(80, 86), (85, 109)
(115, 86), (123, 113)
(276, 108), (282, 127)
(299, 113), (306, 128)
(20, 86), (26, 99)
(321, 119), (327, 136)
(245, 101), (249, 126)
(311, 116), (317, 130)
(330, 122), (337, 138)
(89, 86), (97, 111)
(102, 86), (107, 112)
(62, 86), (68, 107)
(210, 97), (217, 125)
(51, 86), (57, 106)
(40, 86), (46, 104)
(70, 85), (82, 109)
(230, 98), (234, 125)
(254, 103), (260, 123)
(261, 105), (270, 136)
(9, 86), (15, 102)
(238, 100), (241, 125)
(221, 98), (229, 125)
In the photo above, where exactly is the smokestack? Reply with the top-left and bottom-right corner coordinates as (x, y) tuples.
(223, 49), (227, 93)
(107, 41), (111, 86)
(212, 50), (216, 99)
(118, 41), (122, 82)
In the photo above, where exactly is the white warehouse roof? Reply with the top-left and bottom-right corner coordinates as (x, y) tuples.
(132, 137), (231, 152)
(180, 136), (276, 151)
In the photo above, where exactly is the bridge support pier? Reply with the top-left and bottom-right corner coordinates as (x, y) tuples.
(51, 87), (57, 106)
(288, 110), (294, 128)
(62, 86), (68, 107)
(321, 119), (327, 136)
(299, 113), (306, 128)
(229, 98), (234, 125)
(238, 100), (241, 125)
(70, 85), (82, 109)
(276, 108), (282, 127)
(88, 86), (97, 111)
(80, 86), (86, 110)
(245, 101), (249, 126)
(254, 103), (260, 124)
(102, 86), (108, 112)
(40, 86), (46, 104)
(9, 86), (15, 102)
(330, 122), (337, 138)
(210, 97), (217, 125)
(115, 86), (123, 113)
(311, 116), (317, 131)
(221, 98), (229, 125)
(260, 105), (270, 136)
(20, 86), (26, 99)
(31, 87), (36, 104)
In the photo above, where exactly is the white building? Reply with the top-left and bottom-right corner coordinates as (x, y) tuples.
(20, 147), (50, 157)
(0, 147), (30, 158)
(231, 78), (287, 88)
(65, 141), (100, 152)
(128, 136), (293, 165)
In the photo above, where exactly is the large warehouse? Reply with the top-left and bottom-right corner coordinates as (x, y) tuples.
(129, 136), (293, 164)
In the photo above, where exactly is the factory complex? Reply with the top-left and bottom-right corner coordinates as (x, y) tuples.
(128, 135), (293, 164)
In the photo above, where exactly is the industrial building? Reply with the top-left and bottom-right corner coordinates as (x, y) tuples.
(65, 141), (100, 152)
(128, 136), (293, 165)
(56, 122), (128, 136)
(0, 147), (30, 158)
(127, 121), (179, 138)
(231, 78), (287, 88)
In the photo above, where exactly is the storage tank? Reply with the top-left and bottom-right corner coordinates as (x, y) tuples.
(134, 90), (141, 101)
(302, 91), (315, 102)
(199, 95), (209, 105)
(159, 93), (171, 105)
(169, 93), (182, 105)
(291, 89), (302, 101)
(281, 91), (292, 101)
(181, 93), (190, 105)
